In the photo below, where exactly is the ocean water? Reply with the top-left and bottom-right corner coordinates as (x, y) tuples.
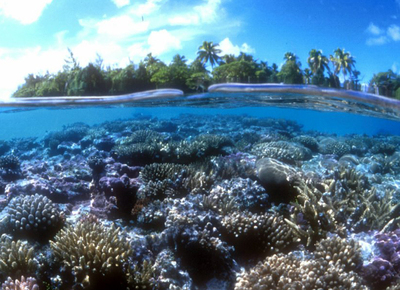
(1, 85), (400, 289)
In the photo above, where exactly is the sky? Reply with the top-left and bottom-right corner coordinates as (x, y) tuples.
(0, 0), (399, 99)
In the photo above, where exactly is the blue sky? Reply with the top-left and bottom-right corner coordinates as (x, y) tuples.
(0, 0), (399, 99)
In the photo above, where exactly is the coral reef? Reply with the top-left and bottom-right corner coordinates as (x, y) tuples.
(1, 276), (39, 290)
(221, 211), (299, 260)
(0, 235), (37, 279)
(251, 140), (312, 164)
(50, 219), (132, 288)
(0, 112), (398, 289)
(7, 194), (62, 240)
(235, 250), (367, 290)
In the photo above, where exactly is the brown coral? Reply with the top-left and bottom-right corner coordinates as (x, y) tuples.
(235, 252), (368, 290)
(0, 235), (37, 278)
(221, 211), (299, 259)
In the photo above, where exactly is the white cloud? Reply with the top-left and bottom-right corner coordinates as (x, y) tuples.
(366, 23), (383, 35)
(73, 40), (126, 67)
(366, 36), (388, 46)
(97, 15), (149, 39)
(392, 62), (399, 73)
(169, 0), (222, 26)
(388, 24), (400, 41)
(0, 0), (52, 25)
(111, 0), (130, 8)
(219, 37), (255, 56)
(365, 23), (400, 45)
(131, 0), (164, 16)
(0, 46), (65, 100)
(148, 29), (181, 55)
(127, 43), (149, 62)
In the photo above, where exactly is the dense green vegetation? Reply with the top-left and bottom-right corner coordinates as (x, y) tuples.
(12, 42), (400, 99)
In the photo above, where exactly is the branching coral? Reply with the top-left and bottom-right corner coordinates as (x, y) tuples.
(138, 163), (211, 200)
(1, 276), (39, 290)
(50, 219), (132, 287)
(286, 178), (346, 246)
(221, 211), (299, 260)
(7, 194), (62, 240)
(0, 235), (37, 279)
(314, 236), (362, 272)
(235, 251), (367, 290)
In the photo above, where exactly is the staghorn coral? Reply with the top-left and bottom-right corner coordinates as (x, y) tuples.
(1, 276), (39, 290)
(126, 260), (156, 289)
(286, 179), (347, 246)
(7, 194), (62, 240)
(50, 219), (132, 288)
(235, 252), (368, 290)
(0, 235), (37, 279)
(221, 211), (299, 260)
(251, 141), (312, 164)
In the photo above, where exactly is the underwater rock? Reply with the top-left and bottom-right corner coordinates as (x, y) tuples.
(255, 157), (299, 204)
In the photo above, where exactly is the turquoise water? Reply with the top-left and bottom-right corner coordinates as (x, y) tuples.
(1, 105), (400, 139)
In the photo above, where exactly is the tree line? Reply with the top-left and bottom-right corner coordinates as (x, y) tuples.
(12, 42), (400, 99)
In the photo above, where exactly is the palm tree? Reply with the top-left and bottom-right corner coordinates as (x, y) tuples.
(197, 41), (222, 68)
(284, 52), (297, 63)
(330, 48), (356, 83)
(143, 53), (160, 67)
(307, 49), (329, 75)
(304, 68), (313, 84)
(221, 54), (236, 64)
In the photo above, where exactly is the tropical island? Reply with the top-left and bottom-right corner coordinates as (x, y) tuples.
(12, 41), (400, 100)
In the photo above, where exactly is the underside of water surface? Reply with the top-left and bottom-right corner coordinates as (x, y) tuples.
(0, 85), (399, 290)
